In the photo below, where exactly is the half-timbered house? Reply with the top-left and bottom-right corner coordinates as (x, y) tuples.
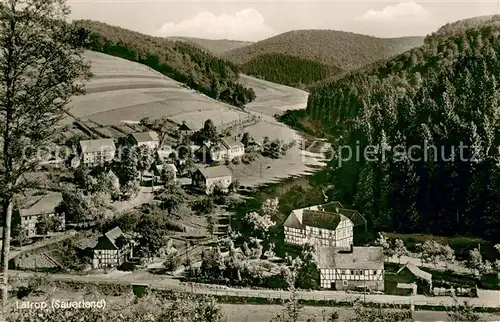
(318, 246), (384, 291)
(92, 226), (134, 269)
(283, 202), (354, 248)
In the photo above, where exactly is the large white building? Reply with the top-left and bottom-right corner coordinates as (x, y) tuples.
(283, 202), (354, 249)
(196, 137), (245, 163)
(131, 131), (160, 150)
(318, 246), (384, 291)
(79, 139), (116, 166)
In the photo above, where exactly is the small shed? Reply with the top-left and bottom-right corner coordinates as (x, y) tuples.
(397, 262), (432, 294)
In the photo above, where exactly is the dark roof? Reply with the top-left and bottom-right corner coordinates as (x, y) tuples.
(19, 192), (62, 217)
(318, 247), (384, 270)
(397, 262), (432, 282)
(178, 123), (191, 131)
(131, 131), (159, 143)
(104, 226), (124, 249)
(302, 209), (341, 230)
(196, 165), (232, 179)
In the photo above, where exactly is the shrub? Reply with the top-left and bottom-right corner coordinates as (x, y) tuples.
(164, 254), (181, 272)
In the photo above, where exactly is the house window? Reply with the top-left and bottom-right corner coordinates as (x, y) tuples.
(341, 270), (345, 275)
(373, 270), (377, 275)
(364, 270), (368, 275)
(350, 270), (354, 275)
(343, 280), (348, 286)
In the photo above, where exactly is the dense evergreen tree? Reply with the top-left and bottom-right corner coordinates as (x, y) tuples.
(241, 53), (343, 88)
(295, 22), (500, 243)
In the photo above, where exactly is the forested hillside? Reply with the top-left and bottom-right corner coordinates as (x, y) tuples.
(301, 22), (500, 243)
(426, 15), (500, 43)
(240, 53), (343, 88)
(223, 29), (424, 70)
(73, 20), (256, 107)
(167, 36), (253, 55)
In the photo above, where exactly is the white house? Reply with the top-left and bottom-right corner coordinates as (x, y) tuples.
(192, 165), (232, 194)
(283, 202), (354, 248)
(318, 246), (384, 291)
(196, 137), (245, 163)
(17, 192), (65, 237)
(92, 226), (134, 269)
(131, 131), (160, 150)
(79, 139), (116, 166)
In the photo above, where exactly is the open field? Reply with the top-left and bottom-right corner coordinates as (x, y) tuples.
(64, 51), (249, 129)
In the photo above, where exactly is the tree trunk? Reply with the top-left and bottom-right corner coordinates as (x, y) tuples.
(0, 199), (13, 318)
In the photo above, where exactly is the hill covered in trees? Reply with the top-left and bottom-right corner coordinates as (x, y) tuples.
(167, 37), (253, 55)
(240, 53), (344, 88)
(73, 20), (256, 107)
(293, 21), (500, 243)
(223, 29), (424, 70)
(426, 15), (500, 42)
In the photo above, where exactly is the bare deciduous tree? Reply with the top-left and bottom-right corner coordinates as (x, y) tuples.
(0, 0), (90, 315)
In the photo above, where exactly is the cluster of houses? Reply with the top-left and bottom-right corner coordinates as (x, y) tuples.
(283, 202), (432, 294)
(15, 123), (243, 268)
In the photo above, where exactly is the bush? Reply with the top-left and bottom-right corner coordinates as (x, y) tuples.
(232, 157), (241, 165)
(164, 254), (181, 272)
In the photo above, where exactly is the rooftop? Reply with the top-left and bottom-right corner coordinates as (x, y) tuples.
(79, 139), (116, 153)
(302, 210), (341, 230)
(397, 262), (432, 282)
(19, 192), (62, 217)
(318, 246), (384, 270)
(104, 226), (125, 249)
(197, 165), (232, 179)
(222, 137), (244, 149)
(131, 131), (159, 143)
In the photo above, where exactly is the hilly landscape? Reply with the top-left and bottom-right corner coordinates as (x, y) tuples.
(166, 36), (253, 55)
(73, 20), (256, 107)
(282, 19), (500, 244)
(425, 14), (500, 42)
(222, 29), (424, 70)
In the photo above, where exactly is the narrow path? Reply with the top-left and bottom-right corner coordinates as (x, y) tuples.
(8, 270), (500, 308)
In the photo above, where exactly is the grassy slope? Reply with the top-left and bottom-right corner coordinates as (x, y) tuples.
(166, 36), (253, 55)
(223, 29), (424, 70)
(73, 20), (255, 107)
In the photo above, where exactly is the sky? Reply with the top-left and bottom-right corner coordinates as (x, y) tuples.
(68, 1), (499, 41)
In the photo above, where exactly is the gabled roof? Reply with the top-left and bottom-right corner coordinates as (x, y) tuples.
(397, 262), (432, 282)
(19, 192), (62, 217)
(284, 202), (351, 230)
(99, 226), (126, 250)
(221, 137), (244, 149)
(131, 131), (159, 143)
(178, 123), (191, 131)
(79, 139), (116, 153)
(302, 210), (341, 230)
(318, 246), (384, 270)
(196, 165), (232, 179)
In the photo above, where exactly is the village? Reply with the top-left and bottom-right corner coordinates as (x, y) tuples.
(6, 112), (500, 309)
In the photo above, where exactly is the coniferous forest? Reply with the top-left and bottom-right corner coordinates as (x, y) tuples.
(73, 20), (256, 107)
(301, 22), (500, 243)
(241, 53), (343, 88)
